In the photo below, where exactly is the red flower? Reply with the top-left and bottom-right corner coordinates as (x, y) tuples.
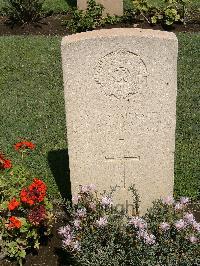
(20, 179), (47, 206)
(20, 188), (34, 205)
(28, 205), (47, 225)
(8, 198), (20, 211)
(2, 159), (12, 169)
(7, 216), (22, 229)
(14, 141), (35, 152)
(0, 154), (12, 170)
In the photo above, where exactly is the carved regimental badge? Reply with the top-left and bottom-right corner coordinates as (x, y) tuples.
(95, 49), (148, 100)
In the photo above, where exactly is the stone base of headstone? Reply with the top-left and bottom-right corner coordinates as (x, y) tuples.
(77, 0), (123, 17)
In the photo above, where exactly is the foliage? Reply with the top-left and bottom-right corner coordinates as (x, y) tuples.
(133, 0), (151, 14)
(102, 15), (122, 26)
(64, 0), (122, 33)
(132, 0), (157, 23)
(65, 0), (104, 33)
(59, 0), (197, 28)
(3, 0), (44, 24)
(0, 141), (54, 264)
(145, 196), (200, 265)
(59, 185), (200, 265)
(151, 0), (191, 25)
(131, 0), (191, 26)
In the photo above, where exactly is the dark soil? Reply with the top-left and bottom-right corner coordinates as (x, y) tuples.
(1, 206), (73, 266)
(0, 15), (199, 36)
(0, 15), (68, 36)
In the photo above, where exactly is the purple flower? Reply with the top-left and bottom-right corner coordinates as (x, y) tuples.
(189, 236), (198, 244)
(96, 217), (108, 227)
(138, 221), (147, 230)
(72, 195), (81, 205)
(137, 230), (156, 245)
(192, 221), (200, 232)
(62, 229), (74, 248)
(184, 213), (195, 224)
(129, 216), (147, 230)
(160, 222), (170, 231)
(175, 219), (186, 230)
(137, 229), (147, 239)
(162, 196), (174, 205)
(180, 197), (189, 205)
(88, 184), (96, 191)
(80, 185), (90, 193)
(101, 196), (113, 208)
(89, 202), (96, 211)
(76, 208), (87, 218)
(58, 225), (71, 236)
(175, 202), (184, 211)
(80, 184), (96, 194)
(73, 219), (81, 229)
(129, 216), (139, 227)
(144, 233), (156, 245)
(62, 237), (73, 247)
(72, 240), (81, 251)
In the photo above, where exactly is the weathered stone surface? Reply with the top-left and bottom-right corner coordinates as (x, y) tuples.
(77, 0), (123, 16)
(61, 28), (178, 214)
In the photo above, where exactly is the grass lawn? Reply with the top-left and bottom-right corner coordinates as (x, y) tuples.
(0, 36), (67, 199)
(175, 33), (200, 199)
(0, 33), (199, 201)
(0, 0), (75, 14)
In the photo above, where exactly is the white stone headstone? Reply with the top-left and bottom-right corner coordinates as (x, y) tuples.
(77, 0), (123, 16)
(62, 28), (178, 214)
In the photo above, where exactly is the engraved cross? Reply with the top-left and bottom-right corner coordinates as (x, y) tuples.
(105, 138), (140, 188)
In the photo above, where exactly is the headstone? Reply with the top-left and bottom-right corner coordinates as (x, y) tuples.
(77, 0), (123, 17)
(61, 28), (178, 214)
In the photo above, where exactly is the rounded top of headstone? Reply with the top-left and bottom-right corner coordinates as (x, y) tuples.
(62, 28), (178, 46)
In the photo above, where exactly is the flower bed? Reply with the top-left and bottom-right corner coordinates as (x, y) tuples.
(0, 141), (53, 265)
(0, 143), (199, 265)
(58, 185), (200, 265)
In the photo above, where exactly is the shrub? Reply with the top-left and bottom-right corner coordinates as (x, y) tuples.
(0, 141), (54, 264)
(132, 0), (191, 26)
(3, 0), (44, 24)
(151, 0), (191, 26)
(65, 0), (122, 33)
(65, 0), (192, 33)
(59, 185), (200, 265)
(65, 0), (104, 33)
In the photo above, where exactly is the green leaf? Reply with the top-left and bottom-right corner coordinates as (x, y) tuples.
(34, 240), (40, 249)
(19, 249), (26, 258)
(151, 16), (157, 24)
(166, 19), (174, 25)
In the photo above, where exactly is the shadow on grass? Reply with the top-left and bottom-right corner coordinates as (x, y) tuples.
(48, 149), (71, 201)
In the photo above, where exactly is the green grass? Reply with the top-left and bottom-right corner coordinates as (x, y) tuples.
(174, 33), (200, 199)
(42, 0), (70, 13)
(0, 36), (67, 199)
(0, 33), (199, 201)
(0, 0), (75, 14)
(42, 0), (77, 14)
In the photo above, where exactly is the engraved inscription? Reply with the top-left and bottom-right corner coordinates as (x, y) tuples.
(95, 49), (148, 100)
